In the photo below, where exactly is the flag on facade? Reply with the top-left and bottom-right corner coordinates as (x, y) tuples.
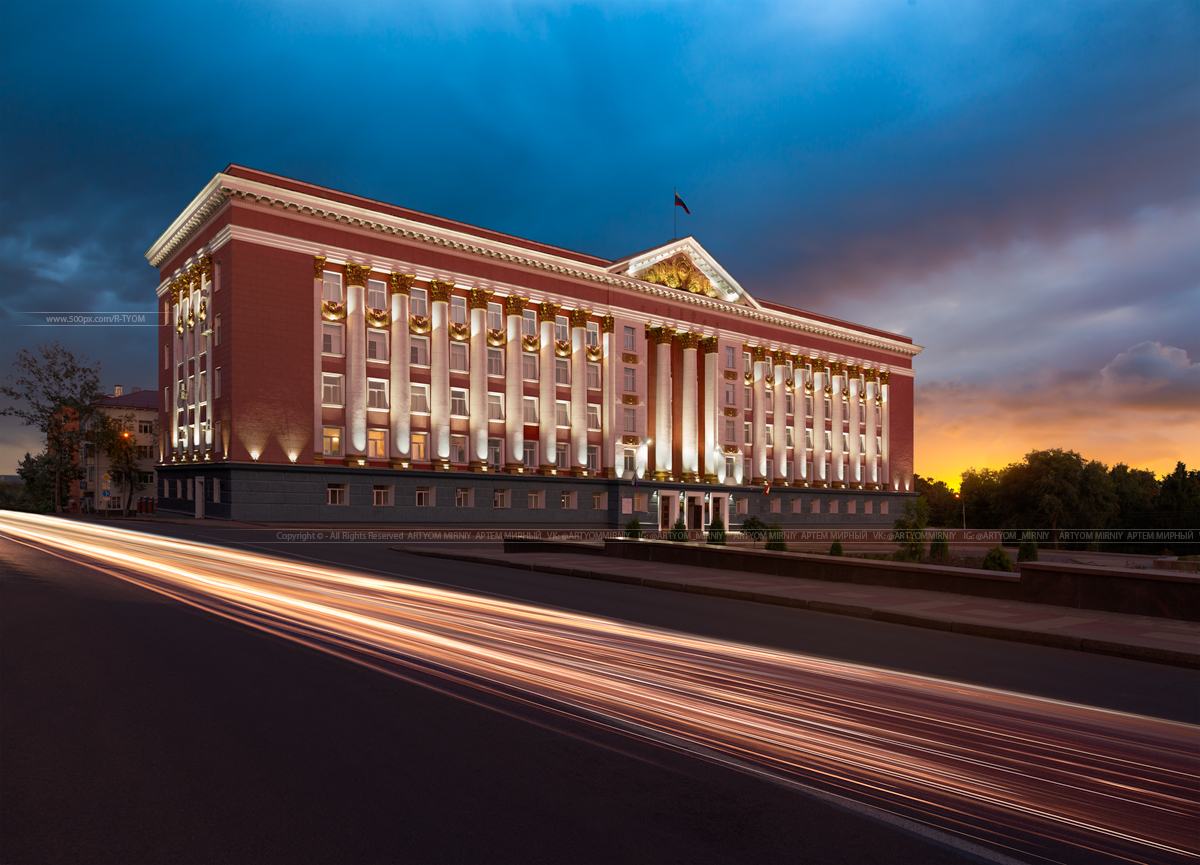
(764, 480), (771, 495)
(632, 473), (638, 488)
(674, 192), (691, 214)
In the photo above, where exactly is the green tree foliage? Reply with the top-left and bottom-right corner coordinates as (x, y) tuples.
(914, 476), (958, 527)
(765, 521), (787, 551)
(929, 531), (949, 560)
(1018, 531), (1039, 562)
(706, 512), (726, 546)
(892, 496), (930, 563)
(829, 539), (844, 556)
(982, 545), (1014, 572)
(741, 514), (768, 546)
(624, 517), (643, 539)
(1, 342), (103, 513)
(14, 452), (59, 512)
(93, 412), (146, 517)
(668, 516), (688, 542)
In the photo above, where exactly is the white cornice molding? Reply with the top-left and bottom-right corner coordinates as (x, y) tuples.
(147, 174), (922, 358)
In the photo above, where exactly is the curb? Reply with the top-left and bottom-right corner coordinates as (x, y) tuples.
(391, 547), (1200, 670)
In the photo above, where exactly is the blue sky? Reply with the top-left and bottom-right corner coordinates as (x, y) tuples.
(2, 0), (1197, 482)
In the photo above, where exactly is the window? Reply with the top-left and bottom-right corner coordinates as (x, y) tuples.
(825, 430), (833, 449)
(450, 295), (467, 324)
(368, 279), (387, 310)
(556, 401), (570, 427)
(411, 384), (430, 413)
(487, 393), (504, 421)
(623, 407), (636, 433)
(725, 419), (736, 442)
(488, 438), (502, 469)
(522, 310), (537, 337)
(806, 396), (813, 417)
(624, 367), (636, 391)
(806, 428), (814, 449)
(522, 353), (538, 380)
(724, 383), (735, 405)
(327, 483), (346, 505)
(744, 351), (752, 373)
(877, 435), (883, 452)
(555, 315), (569, 342)
(634, 492), (648, 512)
(586, 363), (600, 390)
(368, 429), (387, 458)
(586, 321), (599, 346)
(725, 346), (735, 368)
(523, 441), (537, 467)
(555, 358), (570, 385)
(451, 388), (468, 417)
(487, 302), (503, 331)
(791, 498), (802, 514)
(323, 374), (343, 406)
(528, 490), (543, 509)
(367, 330), (388, 361)
(622, 497), (632, 515)
(138, 420), (153, 434)
(860, 434), (867, 451)
(587, 445), (599, 472)
(561, 491), (577, 509)
(164, 344), (169, 370)
(766, 458), (774, 478)
(373, 484), (392, 506)
(623, 448), (636, 473)
(412, 432), (428, 461)
(493, 488), (509, 508)
(215, 314), (222, 346)
(725, 456), (735, 478)
(523, 397), (538, 424)
(187, 375), (194, 405)
(367, 379), (388, 410)
(410, 336), (429, 366)
(623, 325), (635, 350)
(487, 348), (504, 376)
(199, 371), (208, 402)
(410, 287), (428, 317)
(743, 458), (752, 480)
(456, 487), (473, 507)
(736, 497), (748, 515)
(770, 497), (781, 513)
(556, 443), (568, 469)
(322, 426), (343, 457)
(416, 486), (433, 507)
(786, 392), (793, 415)
(825, 397), (832, 415)
(450, 342), (468, 371)
(322, 324), (341, 354)
(215, 368), (221, 399)
(322, 271), (342, 303)
(745, 387), (752, 409)
(843, 432), (850, 450)
(586, 404), (601, 430)
(451, 435), (467, 464)
(766, 426), (774, 447)
(787, 426), (794, 447)
(744, 422), (752, 445)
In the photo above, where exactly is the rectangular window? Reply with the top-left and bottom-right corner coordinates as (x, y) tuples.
(825, 397), (832, 415)
(450, 295), (467, 325)
(770, 497), (781, 513)
(327, 483), (346, 505)
(451, 435), (467, 464)
(322, 374), (343, 406)
(825, 430), (832, 450)
(587, 445), (599, 472)
(744, 422), (752, 445)
(622, 497), (632, 515)
(736, 497), (748, 515)
(487, 393), (504, 421)
(522, 310), (537, 337)
(586, 404), (601, 430)
(743, 351), (751, 373)
(373, 484), (391, 506)
(766, 426), (774, 447)
(450, 342), (468, 371)
(522, 353), (538, 380)
(487, 302), (503, 331)
(843, 432), (850, 451)
(368, 429), (387, 458)
(412, 432), (428, 461)
(322, 426), (343, 457)
(322, 271), (342, 303)
(725, 346), (735, 369)
(528, 490), (543, 509)
(724, 383), (735, 405)
(410, 336), (429, 366)
(790, 498), (802, 514)
(787, 426), (794, 447)
(623, 407), (636, 433)
(493, 488), (509, 509)
(451, 388), (468, 417)
(725, 456), (735, 478)
(634, 492), (648, 512)
(367, 379), (388, 410)
(623, 326), (635, 350)
(586, 321), (599, 347)
(138, 420), (153, 435)
(487, 348), (504, 377)
(555, 358), (570, 385)
(411, 384), (430, 413)
(322, 323), (342, 355)
(456, 487), (473, 508)
(623, 367), (636, 391)
(416, 486), (433, 507)
(556, 443), (568, 469)
(487, 438), (502, 469)
(561, 491), (577, 509)
(744, 458), (752, 480)
(215, 368), (221, 399)
(623, 448), (636, 473)
(556, 401), (570, 427)
(368, 279), (387, 310)
(586, 363), (600, 390)
(555, 315), (569, 342)
(724, 419), (735, 442)
(766, 458), (774, 478)
(786, 392), (793, 415)
(367, 330), (388, 361)
(523, 441), (537, 467)
(215, 314), (222, 346)
(410, 287), (428, 318)
(164, 344), (169, 370)
(523, 397), (538, 424)
(806, 428), (814, 449)
(745, 387), (752, 409)
(806, 396), (813, 418)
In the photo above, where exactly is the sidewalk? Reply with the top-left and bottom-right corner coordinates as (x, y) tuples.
(395, 544), (1200, 669)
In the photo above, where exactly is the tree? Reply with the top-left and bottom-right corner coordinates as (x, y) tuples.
(1018, 531), (1039, 562)
(929, 531), (949, 560)
(706, 512), (726, 546)
(914, 476), (958, 527)
(1, 342), (103, 513)
(892, 495), (930, 563)
(624, 517), (643, 539)
(668, 516), (688, 542)
(982, 545), (1014, 572)
(14, 452), (58, 513)
(741, 514), (768, 547)
(93, 412), (145, 517)
(959, 467), (1003, 529)
(828, 539), (844, 556)
(765, 521), (787, 551)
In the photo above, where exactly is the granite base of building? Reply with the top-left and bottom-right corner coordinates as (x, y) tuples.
(154, 461), (915, 528)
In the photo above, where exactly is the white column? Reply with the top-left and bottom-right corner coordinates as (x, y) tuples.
(680, 333), (698, 481)
(849, 368), (862, 487)
(345, 265), (369, 460)
(797, 358), (809, 485)
(813, 362), (827, 486)
(389, 274), (411, 465)
(772, 351), (788, 482)
(429, 280), (452, 468)
(569, 310), (588, 475)
(468, 294), (489, 470)
(188, 285), (199, 460)
(865, 376), (878, 488)
(831, 365), (844, 487)
(504, 297), (525, 472)
(881, 371), (891, 490)
(752, 348), (767, 483)
(702, 340), (717, 482)
(538, 303), (558, 473)
(601, 316), (614, 477)
(654, 329), (673, 480)
(171, 291), (181, 462)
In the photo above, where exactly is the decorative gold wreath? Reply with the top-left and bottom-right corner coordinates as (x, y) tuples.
(409, 315), (431, 334)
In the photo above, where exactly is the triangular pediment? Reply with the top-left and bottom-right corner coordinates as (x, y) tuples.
(609, 237), (762, 309)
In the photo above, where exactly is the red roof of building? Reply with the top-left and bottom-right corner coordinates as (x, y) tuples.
(95, 390), (158, 409)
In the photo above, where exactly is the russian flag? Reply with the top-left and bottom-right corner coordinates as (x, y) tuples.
(674, 192), (690, 214)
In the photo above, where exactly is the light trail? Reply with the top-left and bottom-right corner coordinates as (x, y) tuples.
(3, 512), (1197, 864)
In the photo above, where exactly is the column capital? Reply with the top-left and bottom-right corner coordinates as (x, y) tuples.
(345, 262), (372, 287)
(569, 308), (591, 329)
(504, 295), (527, 316)
(812, 357), (827, 373)
(772, 348), (789, 366)
(846, 363), (861, 378)
(313, 255), (327, 278)
(468, 287), (494, 309)
(699, 336), (718, 355)
(537, 301), (561, 322)
(429, 280), (455, 303)
(752, 345), (768, 363)
(830, 360), (845, 376)
(600, 314), (615, 334)
(389, 272), (415, 295)
(880, 370), (891, 385)
(200, 254), (213, 280)
(649, 326), (675, 346)
(676, 331), (700, 350)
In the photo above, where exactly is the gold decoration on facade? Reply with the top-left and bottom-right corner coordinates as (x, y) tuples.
(772, 349), (789, 366)
(468, 287), (494, 310)
(647, 326), (675, 346)
(675, 331), (700, 350)
(585, 345), (602, 362)
(554, 340), (571, 357)
(744, 371), (753, 384)
(449, 322), (470, 342)
(813, 358), (826, 373)
(699, 336), (718, 355)
(367, 309), (390, 328)
(723, 407), (738, 418)
(537, 301), (561, 322)
(752, 345), (767, 363)
(569, 308), (591, 329)
(345, 262), (372, 287)
(428, 280), (455, 303)
(831, 361), (844, 376)
(409, 315), (431, 334)
(389, 272), (415, 295)
(504, 295), (527, 316)
(640, 254), (717, 298)
(313, 256), (327, 278)
(785, 377), (795, 390)
(197, 301), (207, 322)
(200, 254), (213, 280)
(187, 309), (196, 328)
(522, 335), (540, 352)
(176, 314), (184, 335)
(487, 329), (506, 347)
(723, 370), (737, 380)
(322, 301), (346, 321)
(621, 435), (640, 446)
(846, 363), (860, 378)
(880, 371), (891, 385)
(622, 352), (639, 364)
(723, 444), (739, 455)
(600, 314), (614, 334)
(622, 394), (639, 406)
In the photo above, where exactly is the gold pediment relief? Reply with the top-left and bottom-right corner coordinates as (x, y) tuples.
(638, 254), (717, 299)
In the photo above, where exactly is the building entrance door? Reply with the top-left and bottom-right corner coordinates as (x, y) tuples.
(687, 495), (703, 531)
(659, 492), (679, 530)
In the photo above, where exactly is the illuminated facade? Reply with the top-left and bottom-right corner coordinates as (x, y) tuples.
(147, 166), (920, 525)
